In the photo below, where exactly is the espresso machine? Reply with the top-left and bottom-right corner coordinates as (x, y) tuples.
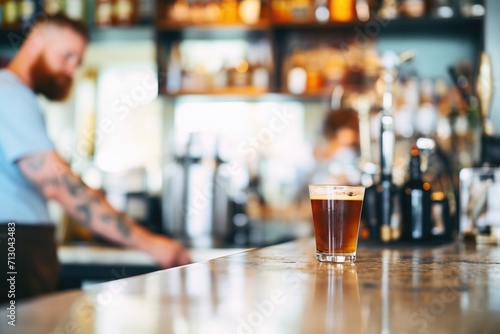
(162, 132), (243, 247)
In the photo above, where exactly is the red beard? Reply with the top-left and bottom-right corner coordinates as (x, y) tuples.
(30, 53), (73, 101)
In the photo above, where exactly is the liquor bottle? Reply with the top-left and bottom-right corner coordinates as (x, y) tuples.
(65, 0), (85, 21)
(271, 0), (291, 23)
(356, 0), (370, 21)
(2, 0), (18, 28)
(113, 0), (136, 26)
(399, 0), (426, 18)
(0, 1), (4, 27)
(401, 146), (432, 241)
(166, 43), (183, 94)
(250, 41), (271, 91)
(95, 0), (113, 27)
(239, 0), (261, 25)
(289, 0), (314, 22)
(220, 0), (239, 23)
(330, 0), (355, 22)
(432, 0), (454, 18)
(378, 51), (399, 243)
(459, 0), (485, 18)
(136, 0), (154, 24)
(314, 0), (329, 23)
(18, 0), (35, 29)
(378, 0), (398, 20)
(44, 0), (65, 15)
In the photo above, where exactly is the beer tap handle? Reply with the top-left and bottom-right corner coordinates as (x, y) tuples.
(476, 52), (495, 136)
(330, 85), (345, 111)
(356, 94), (372, 164)
(377, 50), (415, 242)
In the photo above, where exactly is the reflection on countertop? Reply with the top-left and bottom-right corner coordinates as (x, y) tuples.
(56, 219), (313, 290)
(58, 244), (251, 266)
(58, 218), (313, 265)
(5, 238), (500, 333)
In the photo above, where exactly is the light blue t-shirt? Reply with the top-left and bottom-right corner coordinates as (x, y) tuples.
(0, 69), (54, 224)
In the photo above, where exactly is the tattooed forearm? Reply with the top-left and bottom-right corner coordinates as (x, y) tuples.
(100, 213), (131, 238)
(101, 213), (114, 223)
(24, 155), (46, 171)
(76, 196), (99, 227)
(77, 203), (92, 227)
(63, 174), (85, 197)
(37, 177), (61, 190)
(18, 152), (138, 244)
(116, 214), (131, 238)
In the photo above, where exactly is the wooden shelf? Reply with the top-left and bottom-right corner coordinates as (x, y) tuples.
(156, 20), (272, 32)
(155, 15), (483, 33)
(155, 13), (483, 100)
(159, 89), (332, 102)
(161, 86), (269, 97)
(271, 16), (483, 30)
(1, 15), (482, 45)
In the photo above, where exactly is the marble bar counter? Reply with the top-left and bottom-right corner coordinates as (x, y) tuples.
(56, 245), (252, 289)
(3, 238), (500, 333)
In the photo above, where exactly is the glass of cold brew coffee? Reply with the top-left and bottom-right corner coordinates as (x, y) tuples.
(309, 185), (365, 263)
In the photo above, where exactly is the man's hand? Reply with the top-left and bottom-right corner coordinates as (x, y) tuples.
(143, 234), (191, 269)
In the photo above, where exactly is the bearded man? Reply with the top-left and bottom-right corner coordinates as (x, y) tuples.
(0, 14), (190, 304)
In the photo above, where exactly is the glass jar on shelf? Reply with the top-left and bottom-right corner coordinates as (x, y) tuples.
(65, 0), (86, 21)
(271, 0), (291, 22)
(95, 0), (113, 27)
(314, 0), (329, 23)
(113, 0), (137, 26)
(330, 0), (355, 22)
(44, 0), (65, 15)
(220, 0), (239, 23)
(272, 0), (314, 23)
(168, 0), (190, 23)
(459, 0), (485, 18)
(432, 0), (455, 19)
(378, 0), (398, 20)
(18, 0), (36, 28)
(239, 0), (261, 25)
(2, 0), (19, 28)
(399, 0), (426, 18)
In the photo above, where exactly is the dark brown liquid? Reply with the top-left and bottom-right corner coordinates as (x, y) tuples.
(311, 199), (363, 254)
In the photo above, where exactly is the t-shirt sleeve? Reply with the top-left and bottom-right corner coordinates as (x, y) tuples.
(0, 86), (54, 163)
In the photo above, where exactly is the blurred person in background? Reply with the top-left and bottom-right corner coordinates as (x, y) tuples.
(0, 14), (190, 304)
(294, 107), (361, 218)
(309, 108), (361, 185)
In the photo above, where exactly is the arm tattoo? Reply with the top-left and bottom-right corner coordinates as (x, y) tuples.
(76, 196), (99, 227)
(100, 213), (131, 238)
(76, 203), (92, 227)
(116, 214), (131, 238)
(101, 213), (113, 223)
(40, 178), (61, 188)
(63, 174), (85, 197)
(25, 155), (46, 171)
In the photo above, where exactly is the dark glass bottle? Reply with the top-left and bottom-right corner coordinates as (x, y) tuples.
(2, 0), (19, 28)
(95, 0), (113, 27)
(401, 146), (432, 241)
(18, 0), (36, 29)
(113, 0), (137, 26)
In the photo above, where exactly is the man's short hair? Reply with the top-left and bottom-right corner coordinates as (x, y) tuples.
(33, 13), (89, 41)
(322, 108), (359, 140)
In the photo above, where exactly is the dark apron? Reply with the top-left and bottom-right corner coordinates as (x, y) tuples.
(0, 223), (59, 304)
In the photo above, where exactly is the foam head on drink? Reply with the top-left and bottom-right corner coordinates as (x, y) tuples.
(309, 186), (364, 262)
